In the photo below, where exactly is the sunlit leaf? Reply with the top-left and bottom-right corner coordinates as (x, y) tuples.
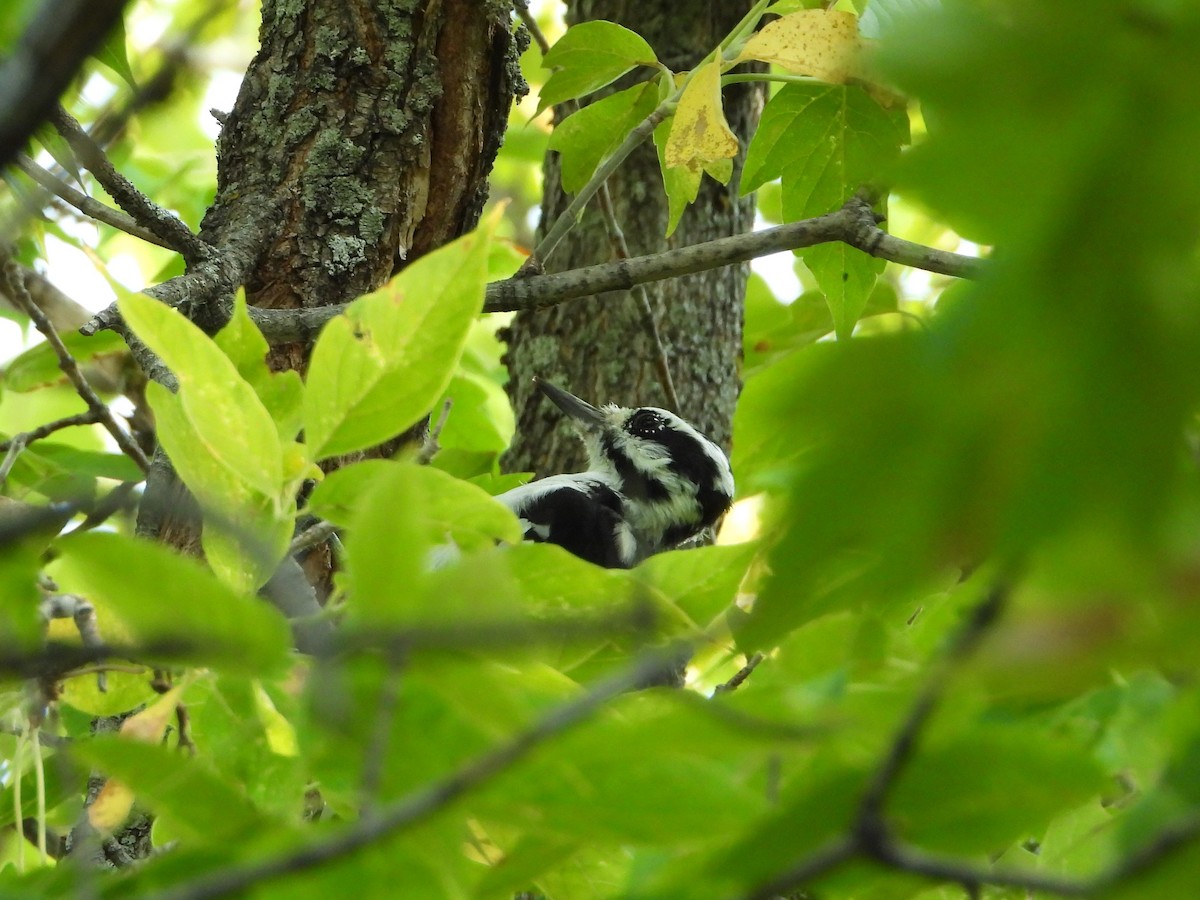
(120, 292), (283, 498)
(664, 59), (739, 179)
(303, 222), (492, 460)
(738, 10), (862, 84)
(742, 82), (908, 336)
(538, 20), (657, 114)
(214, 292), (304, 441)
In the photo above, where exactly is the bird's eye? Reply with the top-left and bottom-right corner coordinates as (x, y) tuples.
(628, 410), (662, 436)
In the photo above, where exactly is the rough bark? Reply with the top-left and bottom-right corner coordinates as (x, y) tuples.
(202, 0), (523, 372)
(137, 0), (525, 554)
(502, 0), (761, 477)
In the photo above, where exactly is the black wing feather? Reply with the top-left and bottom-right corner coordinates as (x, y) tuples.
(515, 482), (632, 568)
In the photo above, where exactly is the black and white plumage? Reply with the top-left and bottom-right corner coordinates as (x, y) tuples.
(497, 378), (735, 568)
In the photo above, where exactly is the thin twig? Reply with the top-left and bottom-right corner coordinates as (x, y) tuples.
(744, 836), (859, 899)
(514, 2), (550, 55)
(50, 106), (210, 264)
(2, 261), (149, 474)
(531, 103), (674, 267)
(13, 725), (24, 872)
(594, 184), (681, 410)
(415, 399), (453, 465)
(68, 480), (140, 533)
(0, 409), (101, 453)
(0, 436), (27, 487)
(14, 155), (176, 249)
(360, 660), (404, 809)
(712, 652), (764, 695)
(32, 729), (46, 865)
(0, 600), (657, 684)
(143, 648), (688, 900)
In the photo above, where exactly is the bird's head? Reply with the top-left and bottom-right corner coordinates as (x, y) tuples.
(533, 378), (735, 547)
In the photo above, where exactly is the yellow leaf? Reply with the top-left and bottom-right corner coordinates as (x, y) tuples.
(118, 685), (184, 743)
(665, 59), (739, 174)
(88, 778), (134, 831)
(738, 10), (861, 84)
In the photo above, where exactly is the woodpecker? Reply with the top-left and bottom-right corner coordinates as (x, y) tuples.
(497, 378), (735, 568)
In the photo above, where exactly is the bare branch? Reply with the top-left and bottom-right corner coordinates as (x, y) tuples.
(712, 652), (764, 695)
(1, 261), (149, 473)
(50, 107), (210, 263)
(14, 154), (176, 249)
(81, 213), (270, 340)
(415, 399), (453, 466)
(237, 200), (984, 345)
(0, 410), (101, 454)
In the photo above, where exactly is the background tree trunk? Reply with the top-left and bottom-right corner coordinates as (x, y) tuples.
(503, 0), (761, 477)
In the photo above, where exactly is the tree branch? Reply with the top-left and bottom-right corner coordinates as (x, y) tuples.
(50, 107), (210, 264)
(14, 154), (176, 249)
(0, 410), (101, 454)
(238, 199), (985, 345)
(2, 261), (149, 473)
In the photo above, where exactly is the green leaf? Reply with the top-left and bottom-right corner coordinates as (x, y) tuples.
(93, 17), (136, 88)
(805, 240), (886, 339)
(119, 292), (283, 498)
(892, 728), (1108, 854)
(435, 372), (513, 455)
(309, 458), (521, 548)
(52, 531), (292, 673)
(636, 543), (758, 626)
(538, 20), (658, 114)
(146, 381), (291, 593)
(33, 124), (82, 185)
(59, 668), (158, 717)
(303, 223), (491, 460)
(214, 292), (304, 440)
(476, 692), (769, 843)
(3, 330), (125, 392)
(1, 443), (141, 503)
(0, 521), (49, 652)
(741, 83), (908, 336)
(549, 81), (660, 194)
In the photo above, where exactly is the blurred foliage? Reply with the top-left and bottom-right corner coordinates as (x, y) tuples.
(1, 0), (1200, 897)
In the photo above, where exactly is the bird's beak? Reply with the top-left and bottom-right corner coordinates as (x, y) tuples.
(534, 377), (607, 427)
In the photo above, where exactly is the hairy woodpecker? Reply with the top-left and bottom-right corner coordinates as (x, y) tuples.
(497, 378), (735, 568)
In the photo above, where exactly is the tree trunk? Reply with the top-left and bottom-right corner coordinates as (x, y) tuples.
(503, 0), (761, 477)
(136, 0), (524, 562)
